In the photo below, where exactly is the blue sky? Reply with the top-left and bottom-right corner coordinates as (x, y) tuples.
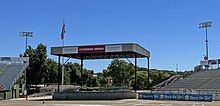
(0, 0), (220, 72)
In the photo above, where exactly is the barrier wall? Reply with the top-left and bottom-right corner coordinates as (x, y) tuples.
(53, 91), (137, 100)
(139, 92), (213, 102)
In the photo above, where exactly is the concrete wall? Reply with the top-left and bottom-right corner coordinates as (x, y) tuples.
(0, 92), (5, 100)
(5, 91), (12, 100)
(53, 91), (137, 100)
(0, 84), (23, 100)
(213, 94), (220, 101)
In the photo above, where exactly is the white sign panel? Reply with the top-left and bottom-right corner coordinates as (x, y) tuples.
(62, 47), (78, 54)
(200, 60), (208, 65)
(105, 45), (122, 52)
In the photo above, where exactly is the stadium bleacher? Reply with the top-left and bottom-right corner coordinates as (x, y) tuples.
(0, 63), (26, 90)
(0, 57), (29, 100)
(162, 69), (220, 91)
(152, 69), (220, 101)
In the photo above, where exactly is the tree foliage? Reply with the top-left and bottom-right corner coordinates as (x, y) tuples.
(26, 43), (47, 85)
(44, 59), (58, 84)
(25, 44), (175, 90)
(106, 59), (134, 87)
(65, 62), (80, 85)
(25, 44), (70, 86)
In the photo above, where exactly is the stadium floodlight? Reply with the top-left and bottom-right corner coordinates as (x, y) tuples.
(20, 31), (33, 52)
(199, 21), (212, 28)
(199, 21), (212, 61)
(19, 31), (33, 100)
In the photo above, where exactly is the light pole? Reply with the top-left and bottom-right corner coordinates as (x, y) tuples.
(199, 21), (212, 61)
(20, 31), (33, 100)
(20, 31), (33, 52)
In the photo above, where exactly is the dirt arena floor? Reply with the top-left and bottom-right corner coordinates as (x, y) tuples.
(1, 99), (220, 106)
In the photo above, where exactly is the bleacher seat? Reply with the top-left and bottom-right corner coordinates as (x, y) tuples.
(163, 69), (220, 91)
(0, 63), (27, 90)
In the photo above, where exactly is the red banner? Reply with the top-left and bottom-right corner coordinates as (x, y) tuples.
(78, 45), (105, 53)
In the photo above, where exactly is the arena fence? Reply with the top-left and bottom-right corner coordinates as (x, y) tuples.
(138, 91), (213, 102)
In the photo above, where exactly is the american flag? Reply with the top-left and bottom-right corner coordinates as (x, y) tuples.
(61, 22), (66, 40)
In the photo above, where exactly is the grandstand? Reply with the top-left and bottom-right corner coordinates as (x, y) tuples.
(162, 69), (220, 91)
(0, 57), (28, 100)
(152, 68), (220, 101)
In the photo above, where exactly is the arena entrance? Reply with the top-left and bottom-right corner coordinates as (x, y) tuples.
(51, 43), (150, 99)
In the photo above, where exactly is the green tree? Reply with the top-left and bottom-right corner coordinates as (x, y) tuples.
(44, 59), (58, 85)
(107, 59), (134, 87)
(64, 68), (70, 85)
(65, 62), (97, 86)
(24, 43), (175, 91)
(132, 71), (148, 89)
(65, 62), (81, 85)
(96, 71), (108, 87)
(26, 43), (47, 86)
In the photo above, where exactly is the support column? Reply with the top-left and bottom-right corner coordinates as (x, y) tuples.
(217, 59), (219, 69)
(80, 57), (84, 90)
(4, 92), (6, 100)
(58, 56), (61, 92)
(134, 54), (137, 92)
(147, 57), (150, 89)
(218, 62), (219, 69)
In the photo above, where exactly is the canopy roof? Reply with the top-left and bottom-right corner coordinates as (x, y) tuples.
(51, 43), (150, 59)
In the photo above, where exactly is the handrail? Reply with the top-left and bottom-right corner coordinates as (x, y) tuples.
(153, 75), (179, 90)
(0, 63), (8, 73)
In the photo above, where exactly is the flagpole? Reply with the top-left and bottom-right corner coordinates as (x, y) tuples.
(61, 20), (65, 92)
(61, 38), (64, 92)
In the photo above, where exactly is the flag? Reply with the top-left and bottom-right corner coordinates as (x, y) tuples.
(60, 22), (66, 40)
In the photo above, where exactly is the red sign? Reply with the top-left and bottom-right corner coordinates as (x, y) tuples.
(78, 45), (105, 53)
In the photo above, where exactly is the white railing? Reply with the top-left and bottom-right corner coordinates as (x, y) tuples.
(153, 75), (180, 90)
(1, 63), (8, 72)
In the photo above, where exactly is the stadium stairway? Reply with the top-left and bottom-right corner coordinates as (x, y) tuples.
(153, 75), (179, 90)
